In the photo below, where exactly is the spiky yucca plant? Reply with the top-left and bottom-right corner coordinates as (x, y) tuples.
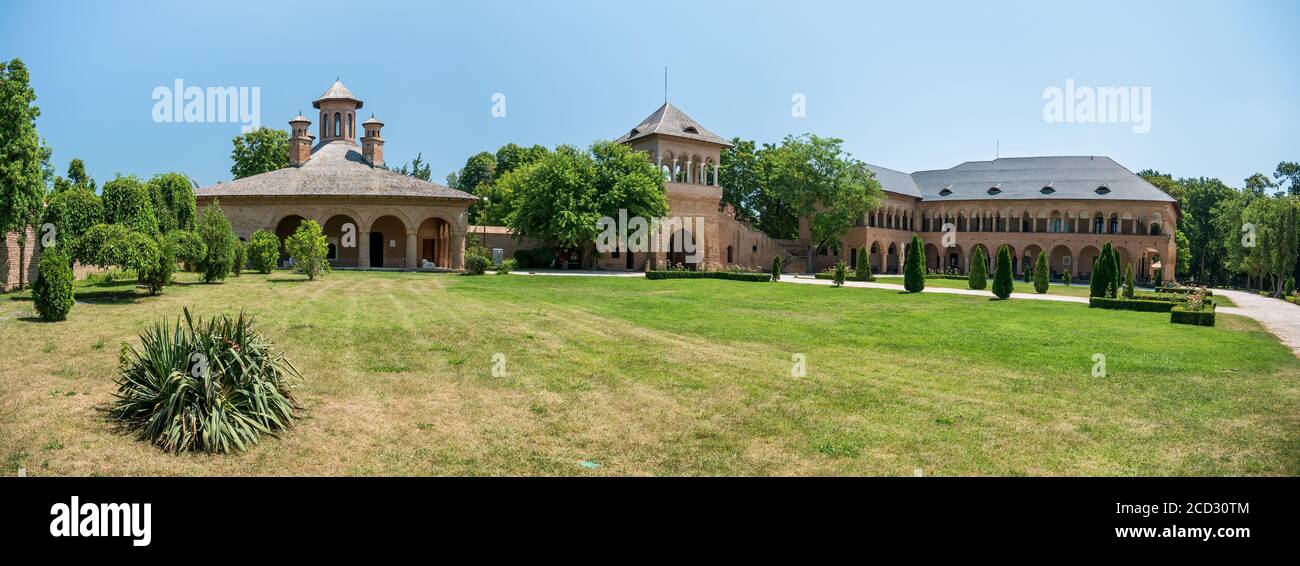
(110, 308), (301, 454)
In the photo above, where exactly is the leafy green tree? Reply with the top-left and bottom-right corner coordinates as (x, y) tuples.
(285, 220), (330, 280)
(231, 238), (246, 276)
(1090, 243), (1114, 298)
(141, 235), (175, 295)
(967, 246), (987, 290)
(230, 127), (289, 179)
(1109, 246), (1123, 297)
(992, 244), (1013, 299)
(72, 223), (156, 272)
(719, 138), (762, 222)
(147, 172), (197, 232)
(1139, 170), (1194, 278)
(394, 152), (433, 181)
(0, 58), (50, 291)
(52, 158), (96, 194)
(505, 142), (666, 268)
(42, 187), (103, 244)
(1122, 263), (1135, 299)
(165, 229), (206, 269)
(760, 135), (882, 266)
(1245, 172), (1277, 196)
(495, 143), (550, 176)
(449, 151), (495, 192)
(1033, 250), (1050, 294)
(195, 201), (235, 283)
(855, 247), (872, 281)
(1275, 162), (1300, 196)
(771, 256), (781, 282)
(101, 174), (159, 234)
(32, 247), (74, 321)
(248, 229), (280, 274)
(1179, 176), (1235, 283)
(903, 235), (925, 293)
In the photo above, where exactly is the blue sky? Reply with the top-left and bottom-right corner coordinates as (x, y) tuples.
(3, 0), (1297, 189)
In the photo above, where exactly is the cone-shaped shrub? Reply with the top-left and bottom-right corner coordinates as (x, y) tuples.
(1033, 250), (1050, 294)
(1090, 243), (1114, 298)
(1022, 261), (1032, 283)
(992, 244), (1014, 299)
(33, 248), (75, 321)
(968, 246), (987, 290)
(771, 256), (781, 282)
(855, 247), (871, 280)
(1110, 247), (1123, 297)
(1123, 263), (1135, 299)
(1062, 271), (1072, 286)
(903, 235), (925, 293)
(831, 260), (847, 287)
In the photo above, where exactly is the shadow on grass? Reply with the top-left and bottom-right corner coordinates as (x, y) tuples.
(267, 278), (309, 284)
(75, 289), (141, 304)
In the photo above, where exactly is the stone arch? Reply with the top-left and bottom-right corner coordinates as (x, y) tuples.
(416, 215), (454, 268)
(274, 214), (307, 266)
(1115, 246), (1135, 279)
(1078, 245), (1102, 279)
(970, 243), (991, 273)
(667, 228), (699, 270)
(944, 244), (964, 273)
(323, 214), (361, 268)
(369, 214), (409, 268)
(1022, 244), (1043, 274)
(870, 240), (885, 273)
(1048, 244), (1073, 278)
(886, 242), (900, 273)
(924, 243), (941, 271)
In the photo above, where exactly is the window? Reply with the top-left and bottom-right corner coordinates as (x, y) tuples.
(726, 245), (733, 263)
(938, 188), (953, 196)
(987, 187), (1001, 195)
(683, 126), (699, 134)
(1109, 217), (1119, 234)
(1150, 223), (1161, 235)
(1095, 185), (1111, 195)
(751, 245), (757, 253)
(334, 112), (341, 137)
(327, 240), (338, 260)
(1040, 186), (1055, 194)
(348, 113), (354, 138)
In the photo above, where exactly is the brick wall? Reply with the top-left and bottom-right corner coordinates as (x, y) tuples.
(0, 227), (40, 292)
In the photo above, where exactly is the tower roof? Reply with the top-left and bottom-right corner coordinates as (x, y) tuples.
(313, 80), (363, 109)
(614, 102), (731, 147)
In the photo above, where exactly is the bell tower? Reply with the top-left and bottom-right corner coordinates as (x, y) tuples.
(313, 79), (363, 145)
(288, 112), (313, 166)
(362, 115), (385, 167)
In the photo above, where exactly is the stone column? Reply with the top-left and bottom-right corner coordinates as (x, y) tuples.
(359, 231), (371, 269)
(405, 230), (418, 269)
(685, 160), (693, 184)
(451, 233), (466, 270)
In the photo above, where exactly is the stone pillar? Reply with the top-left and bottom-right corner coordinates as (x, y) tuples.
(686, 161), (693, 184)
(405, 230), (418, 269)
(359, 231), (371, 268)
(672, 159), (679, 182)
(451, 233), (466, 270)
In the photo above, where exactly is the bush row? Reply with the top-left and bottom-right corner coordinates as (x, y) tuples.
(1171, 305), (1216, 326)
(814, 273), (875, 282)
(1087, 297), (1178, 313)
(1156, 286), (1214, 296)
(645, 271), (771, 282)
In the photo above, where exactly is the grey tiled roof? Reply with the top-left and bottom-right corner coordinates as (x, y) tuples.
(862, 156), (1173, 203)
(864, 163), (923, 198)
(195, 141), (475, 201)
(313, 80), (363, 109)
(614, 103), (732, 147)
(911, 156), (1174, 203)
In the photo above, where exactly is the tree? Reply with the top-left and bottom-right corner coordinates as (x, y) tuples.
(285, 220), (331, 280)
(1033, 250), (1050, 294)
(101, 174), (159, 234)
(505, 142), (666, 268)
(147, 172), (196, 232)
(449, 151), (495, 192)
(72, 223), (157, 272)
(32, 247), (74, 321)
(41, 187), (103, 244)
(165, 229), (206, 269)
(1122, 263), (1135, 299)
(771, 256), (781, 282)
(992, 244), (1013, 299)
(1179, 177), (1235, 283)
(230, 127), (289, 179)
(1140, 170), (1195, 278)
(195, 201), (235, 283)
(495, 143), (550, 176)
(52, 158), (96, 194)
(0, 58), (50, 291)
(967, 246), (987, 290)
(1090, 243), (1114, 298)
(719, 138), (761, 222)
(141, 235), (175, 295)
(903, 234), (925, 293)
(760, 135), (882, 266)
(231, 238), (246, 276)
(248, 229), (280, 274)
(1107, 246), (1122, 298)
(1245, 172), (1277, 196)
(855, 247), (871, 281)
(394, 152), (433, 182)
(831, 260), (847, 287)
(1275, 162), (1300, 196)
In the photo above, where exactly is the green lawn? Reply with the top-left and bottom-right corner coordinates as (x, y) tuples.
(1, 270), (1295, 476)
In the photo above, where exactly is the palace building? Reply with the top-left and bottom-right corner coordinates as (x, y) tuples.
(105, 80), (1175, 286)
(195, 81), (476, 270)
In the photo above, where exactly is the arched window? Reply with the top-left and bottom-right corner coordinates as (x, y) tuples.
(1094, 216), (1104, 233)
(1150, 223), (1161, 235)
(334, 112), (341, 137)
(348, 113), (354, 138)
(726, 245), (733, 263)
(1109, 216), (1119, 234)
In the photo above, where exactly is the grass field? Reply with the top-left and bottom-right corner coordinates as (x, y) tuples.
(874, 275), (1237, 306)
(1, 270), (1296, 476)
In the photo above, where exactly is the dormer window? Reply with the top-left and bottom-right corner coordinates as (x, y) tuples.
(938, 188), (953, 196)
(987, 187), (1001, 195)
(683, 126), (699, 134)
(629, 128), (639, 137)
(1095, 185), (1111, 195)
(1040, 186), (1055, 194)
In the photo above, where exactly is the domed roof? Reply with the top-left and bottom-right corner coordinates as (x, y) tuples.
(312, 80), (363, 109)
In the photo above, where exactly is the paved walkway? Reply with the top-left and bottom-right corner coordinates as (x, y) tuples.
(1214, 289), (1300, 356)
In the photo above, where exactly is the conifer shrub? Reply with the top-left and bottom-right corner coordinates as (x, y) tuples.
(772, 256), (782, 282)
(142, 236), (175, 295)
(33, 248), (75, 321)
(1122, 264), (1135, 299)
(992, 244), (1014, 299)
(831, 260), (848, 287)
(232, 238), (246, 277)
(903, 235), (925, 293)
(195, 201), (235, 283)
(967, 246), (987, 290)
(1033, 251), (1050, 294)
(855, 248), (871, 281)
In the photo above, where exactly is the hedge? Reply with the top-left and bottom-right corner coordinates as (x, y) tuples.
(1171, 305), (1216, 326)
(1155, 286), (1213, 297)
(1287, 296), (1300, 306)
(1131, 293), (1186, 304)
(926, 274), (968, 281)
(645, 271), (771, 282)
(1088, 297), (1177, 312)
(814, 273), (875, 282)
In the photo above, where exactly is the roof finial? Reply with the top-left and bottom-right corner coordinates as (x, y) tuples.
(664, 66), (668, 105)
